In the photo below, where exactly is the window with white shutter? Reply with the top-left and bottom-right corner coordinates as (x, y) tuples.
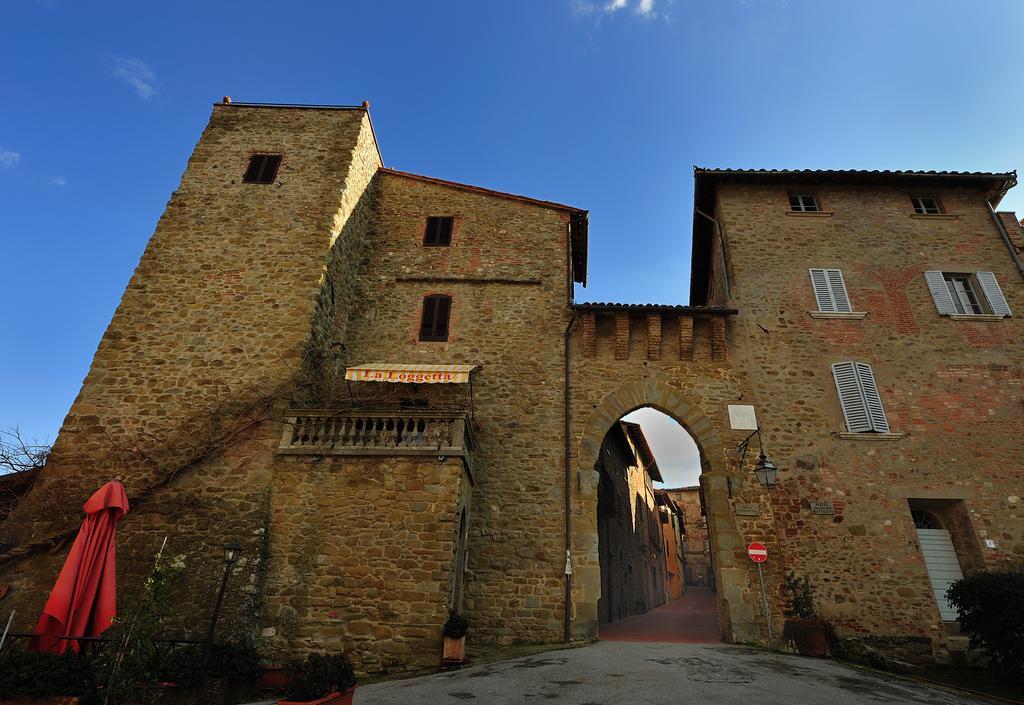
(809, 268), (853, 313)
(924, 271), (1012, 318)
(832, 361), (891, 433)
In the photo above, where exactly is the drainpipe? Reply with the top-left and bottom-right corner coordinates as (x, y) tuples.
(563, 311), (577, 642)
(986, 202), (1024, 281)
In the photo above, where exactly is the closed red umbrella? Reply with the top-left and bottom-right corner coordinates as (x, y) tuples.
(28, 480), (129, 655)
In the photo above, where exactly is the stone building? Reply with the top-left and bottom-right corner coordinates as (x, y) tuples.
(595, 421), (673, 624)
(665, 486), (713, 588)
(1, 101), (1022, 670)
(654, 489), (686, 601)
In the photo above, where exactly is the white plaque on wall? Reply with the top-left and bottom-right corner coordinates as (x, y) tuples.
(728, 404), (758, 430)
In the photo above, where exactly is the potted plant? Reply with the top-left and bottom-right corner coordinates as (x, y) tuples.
(277, 652), (356, 705)
(781, 571), (833, 657)
(441, 611), (470, 663)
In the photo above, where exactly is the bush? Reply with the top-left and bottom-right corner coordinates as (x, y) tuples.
(0, 648), (96, 697)
(207, 639), (262, 682)
(946, 568), (1024, 673)
(442, 612), (469, 639)
(284, 652), (355, 702)
(782, 571), (816, 619)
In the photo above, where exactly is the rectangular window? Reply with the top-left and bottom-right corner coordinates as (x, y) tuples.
(809, 268), (853, 313)
(423, 216), (454, 246)
(419, 295), (452, 341)
(911, 196), (942, 215)
(831, 361), (891, 433)
(789, 194), (820, 212)
(924, 271), (1012, 317)
(243, 154), (281, 184)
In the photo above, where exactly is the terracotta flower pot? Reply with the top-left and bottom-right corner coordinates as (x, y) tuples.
(260, 665), (289, 690)
(277, 685), (357, 705)
(442, 635), (466, 662)
(792, 623), (829, 657)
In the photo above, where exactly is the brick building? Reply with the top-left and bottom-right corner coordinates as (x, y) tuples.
(665, 486), (713, 588)
(1, 102), (1022, 671)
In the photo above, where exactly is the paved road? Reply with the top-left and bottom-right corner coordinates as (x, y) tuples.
(600, 587), (722, 643)
(355, 642), (988, 704)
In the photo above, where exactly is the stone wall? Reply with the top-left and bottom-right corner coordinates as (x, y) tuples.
(596, 423), (664, 624)
(0, 104), (381, 646)
(666, 487), (713, 587)
(708, 178), (1024, 658)
(336, 170), (576, 647)
(569, 309), (776, 644)
(261, 455), (469, 673)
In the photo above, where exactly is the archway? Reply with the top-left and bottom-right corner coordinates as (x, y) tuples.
(571, 377), (759, 644)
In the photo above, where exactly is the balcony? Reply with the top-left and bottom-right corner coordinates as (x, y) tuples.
(278, 409), (475, 471)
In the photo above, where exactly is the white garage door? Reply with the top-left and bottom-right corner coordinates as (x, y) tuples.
(916, 528), (964, 622)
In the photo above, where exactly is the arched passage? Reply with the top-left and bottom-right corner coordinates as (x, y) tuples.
(571, 377), (760, 644)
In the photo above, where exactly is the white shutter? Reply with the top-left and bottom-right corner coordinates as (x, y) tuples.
(826, 269), (852, 313)
(975, 271), (1012, 317)
(854, 362), (890, 432)
(832, 362), (871, 432)
(924, 271), (957, 315)
(810, 268), (853, 313)
(810, 269), (834, 312)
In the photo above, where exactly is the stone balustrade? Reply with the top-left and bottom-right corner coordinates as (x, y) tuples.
(278, 409), (475, 468)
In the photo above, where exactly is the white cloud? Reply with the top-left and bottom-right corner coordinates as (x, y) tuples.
(111, 56), (158, 100)
(0, 149), (21, 167)
(636, 0), (655, 16)
(571, 0), (597, 16)
(605, 0), (628, 10)
(51, 176), (67, 187)
(621, 407), (702, 488)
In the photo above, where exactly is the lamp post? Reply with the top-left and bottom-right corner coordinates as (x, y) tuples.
(205, 541), (242, 656)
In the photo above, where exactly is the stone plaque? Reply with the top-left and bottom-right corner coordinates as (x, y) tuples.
(728, 404), (758, 430)
(809, 500), (835, 515)
(735, 502), (760, 516)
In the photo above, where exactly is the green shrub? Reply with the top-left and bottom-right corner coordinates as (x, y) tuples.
(207, 639), (262, 682)
(154, 644), (204, 687)
(284, 652), (355, 702)
(782, 571), (816, 619)
(442, 612), (470, 639)
(0, 648), (96, 697)
(947, 568), (1024, 673)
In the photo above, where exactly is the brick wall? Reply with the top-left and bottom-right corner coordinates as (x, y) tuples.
(712, 179), (1024, 657)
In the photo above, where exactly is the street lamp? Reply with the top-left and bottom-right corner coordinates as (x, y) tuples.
(205, 541), (242, 655)
(736, 428), (778, 490)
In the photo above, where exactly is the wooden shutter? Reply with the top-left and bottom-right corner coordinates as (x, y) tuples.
(975, 271), (1012, 316)
(810, 268), (852, 312)
(419, 295), (451, 341)
(832, 361), (889, 432)
(809, 269), (834, 312)
(832, 362), (871, 432)
(855, 362), (890, 432)
(924, 271), (957, 315)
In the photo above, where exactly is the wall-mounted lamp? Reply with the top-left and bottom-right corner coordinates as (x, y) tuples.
(736, 428), (778, 490)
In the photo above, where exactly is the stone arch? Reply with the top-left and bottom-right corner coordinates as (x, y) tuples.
(571, 376), (757, 643)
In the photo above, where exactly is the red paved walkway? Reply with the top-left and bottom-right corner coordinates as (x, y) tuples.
(598, 587), (722, 643)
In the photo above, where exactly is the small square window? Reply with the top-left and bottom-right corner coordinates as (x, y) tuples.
(911, 196), (942, 215)
(243, 154), (281, 184)
(789, 194), (820, 212)
(423, 216), (454, 246)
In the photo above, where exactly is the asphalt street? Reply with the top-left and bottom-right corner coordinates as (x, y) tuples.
(353, 642), (989, 705)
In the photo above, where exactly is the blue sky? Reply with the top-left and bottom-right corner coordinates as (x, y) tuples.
(4, 1), (1024, 465)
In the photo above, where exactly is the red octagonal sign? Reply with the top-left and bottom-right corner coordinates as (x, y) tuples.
(747, 542), (768, 563)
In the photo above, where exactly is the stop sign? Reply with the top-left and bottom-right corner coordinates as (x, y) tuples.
(747, 542), (768, 563)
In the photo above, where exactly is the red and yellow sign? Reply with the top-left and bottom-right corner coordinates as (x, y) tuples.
(344, 364), (477, 384)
